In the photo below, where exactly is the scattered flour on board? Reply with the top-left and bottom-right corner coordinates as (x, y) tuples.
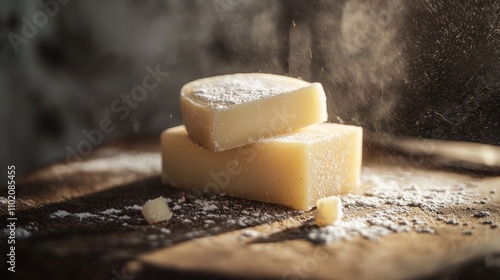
(50, 210), (72, 218)
(307, 167), (495, 243)
(49, 205), (143, 221)
(2, 228), (32, 239)
(12, 167), (498, 245)
(100, 208), (121, 215)
(125, 205), (142, 211)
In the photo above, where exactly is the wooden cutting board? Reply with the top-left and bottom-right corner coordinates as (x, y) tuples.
(2, 137), (499, 280)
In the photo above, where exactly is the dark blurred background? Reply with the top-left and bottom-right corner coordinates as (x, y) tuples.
(1, 0), (499, 180)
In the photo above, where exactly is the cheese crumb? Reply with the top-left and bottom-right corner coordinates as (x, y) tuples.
(142, 196), (172, 224)
(314, 196), (343, 227)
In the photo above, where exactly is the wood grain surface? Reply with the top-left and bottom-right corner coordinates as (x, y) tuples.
(1, 137), (499, 280)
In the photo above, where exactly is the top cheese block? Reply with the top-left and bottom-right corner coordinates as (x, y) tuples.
(181, 73), (328, 151)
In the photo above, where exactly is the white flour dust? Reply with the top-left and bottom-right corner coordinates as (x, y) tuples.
(49, 206), (142, 222)
(307, 167), (496, 243)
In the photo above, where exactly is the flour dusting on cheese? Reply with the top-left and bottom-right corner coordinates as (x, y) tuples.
(186, 73), (308, 109)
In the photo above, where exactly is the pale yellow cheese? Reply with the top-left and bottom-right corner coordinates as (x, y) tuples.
(161, 123), (362, 210)
(181, 73), (328, 152)
(142, 196), (172, 224)
(314, 196), (343, 226)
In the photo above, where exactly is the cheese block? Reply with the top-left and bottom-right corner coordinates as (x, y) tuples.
(161, 123), (362, 210)
(314, 196), (343, 226)
(181, 73), (328, 151)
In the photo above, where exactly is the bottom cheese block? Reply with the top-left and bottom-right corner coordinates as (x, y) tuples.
(161, 123), (362, 210)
